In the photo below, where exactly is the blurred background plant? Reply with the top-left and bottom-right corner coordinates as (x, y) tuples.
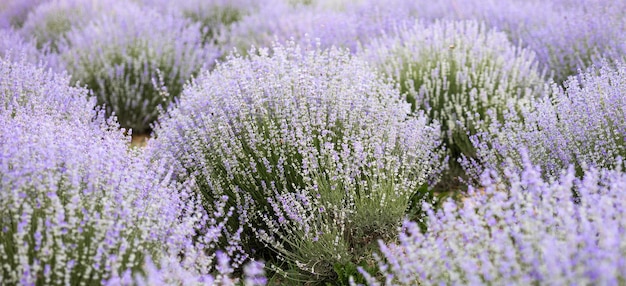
(58, 2), (215, 135)
(0, 0), (45, 29)
(0, 27), (55, 68)
(19, 0), (119, 52)
(137, 0), (260, 47)
(360, 20), (545, 192)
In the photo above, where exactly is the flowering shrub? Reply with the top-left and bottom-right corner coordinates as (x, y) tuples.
(151, 41), (444, 283)
(361, 154), (626, 285)
(470, 61), (626, 179)
(60, 2), (215, 134)
(0, 0), (44, 29)
(0, 58), (164, 284)
(20, 0), (118, 52)
(0, 57), (256, 285)
(360, 20), (544, 187)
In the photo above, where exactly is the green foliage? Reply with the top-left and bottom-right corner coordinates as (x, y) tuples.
(332, 261), (378, 286)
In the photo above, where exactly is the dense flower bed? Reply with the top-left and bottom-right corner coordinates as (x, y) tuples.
(1, 0), (625, 285)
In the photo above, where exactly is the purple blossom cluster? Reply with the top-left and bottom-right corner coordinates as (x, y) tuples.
(58, 1), (215, 134)
(150, 40), (444, 282)
(361, 154), (626, 285)
(470, 62), (626, 179)
(359, 19), (545, 162)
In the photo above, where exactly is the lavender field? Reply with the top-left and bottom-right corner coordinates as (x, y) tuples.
(1, 0), (626, 285)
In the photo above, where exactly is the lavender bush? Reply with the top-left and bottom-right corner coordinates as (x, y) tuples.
(361, 154), (626, 285)
(360, 20), (544, 188)
(470, 61), (626, 179)
(0, 0), (44, 29)
(151, 41), (444, 283)
(0, 58), (170, 284)
(0, 56), (259, 285)
(20, 0), (118, 52)
(60, 2), (215, 134)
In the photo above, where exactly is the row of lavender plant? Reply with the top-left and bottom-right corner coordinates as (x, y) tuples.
(2, 0), (626, 284)
(4, 0), (623, 137)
